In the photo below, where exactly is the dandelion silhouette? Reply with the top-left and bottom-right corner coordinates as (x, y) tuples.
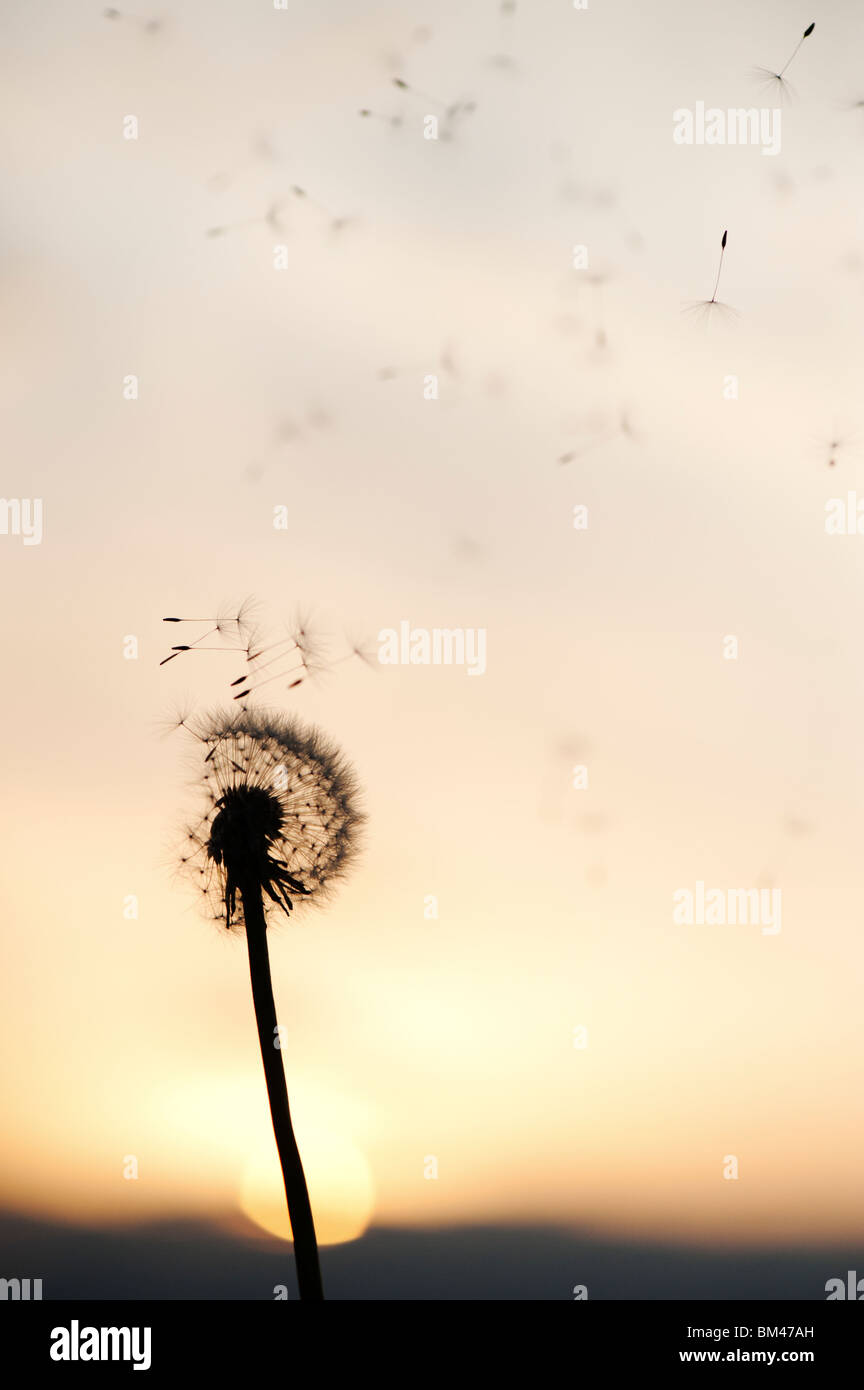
(684, 230), (738, 324)
(175, 707), (364, 1301)
(752, 21), (815, 100)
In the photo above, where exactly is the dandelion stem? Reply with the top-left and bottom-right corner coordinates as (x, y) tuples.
(779, 22), (814, 78)
(241, 877), (324, 1301)
(711, 231), (727, 303)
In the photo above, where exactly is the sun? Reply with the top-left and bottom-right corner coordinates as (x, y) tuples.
(239, 1130), (375, 1247)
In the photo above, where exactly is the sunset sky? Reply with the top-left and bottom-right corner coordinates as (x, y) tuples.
(2, 0), (864, 1269)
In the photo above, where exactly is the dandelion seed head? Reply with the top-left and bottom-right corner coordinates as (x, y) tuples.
(177, 707), (364, 931)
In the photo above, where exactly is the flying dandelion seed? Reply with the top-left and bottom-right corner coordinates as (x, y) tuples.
(289, 186), (352, 233)
(230, 643), (308, 699)
(305, 406), (333, 431)
(161, 601), (372, 701)
(159, 600), (256, 666)
(103, 6), (162, 33)
(390, 78), (476, 140)
(344, 637), (379, 671)
(157, 700), (197, 739)
(489, 0), (519, 69)
(376, 343), (461, 384)
(752, 21), (815, 100)
(812, 429), (859, 469)
(274, 416), (303, 445)
(557, 409), (636, 466)
(246, 411), (333, 485)
(379, 24), (433, 73)
(208, 133), (278, 193)
(321, 629), (379, 674)
(230, 611), (331, 701)
(392, 76), (446, 108)
(174, 707), (364, 1301)
(771, 170), (797, 198)
(206, 201), (288, 239)
(683, 229), (738, 324)
(358, 108), (404, 129)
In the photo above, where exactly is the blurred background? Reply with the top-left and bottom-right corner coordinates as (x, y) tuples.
(1, 0), (863, 1297)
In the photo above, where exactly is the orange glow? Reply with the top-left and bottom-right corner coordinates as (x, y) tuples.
(240, 1133), (375, 1246)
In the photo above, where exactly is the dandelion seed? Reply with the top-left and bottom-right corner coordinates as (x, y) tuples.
(160, 600), (256, 667)
(229, 612), (328, 702)
(103, 6), (162, 33)
(683, 229), (738, 324)
(391, 78), (476, 139)
(173, 707), (364, 1301)
(289, 185), (352, 233)
(157, 701), (196, 738)
(557, 409), (637, 466)
(343, 633), (380, 671)
(752, 21), (814, 100)
(449, 533), (485, 563)
(231, 657), (306, 700)
(392, 76), (446, 107)
(358, 108), (404, 129)
(305, 406), (332, 431)
(376, 343), (461, 384)
(208, 133), (277, 193)
(812, 429), (859, 469)
(206, 201), (288, 239)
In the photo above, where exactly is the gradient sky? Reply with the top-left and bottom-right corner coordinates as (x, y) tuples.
(2, 0), (864, 1255)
